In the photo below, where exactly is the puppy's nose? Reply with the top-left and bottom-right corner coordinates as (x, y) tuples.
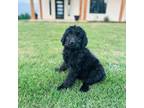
(70, 41), (74, 45)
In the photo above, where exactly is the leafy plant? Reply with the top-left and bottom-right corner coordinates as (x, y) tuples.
(18, 13), (30, 20)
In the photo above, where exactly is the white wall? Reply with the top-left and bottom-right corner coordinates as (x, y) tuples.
(64, 0), (80, 21)
(41, 0), (55, 20)
(34, 0), (40, 19)
(106, 0), (121, 21)
(51, 0), (55, 19)
(64, 0), (72, 20)
(41, 0), (48, 19)
(86, 0), (107, 21)
(42, 0), (79, 20)
(72, 0), (80, 16)
(86, 0), (122, 21)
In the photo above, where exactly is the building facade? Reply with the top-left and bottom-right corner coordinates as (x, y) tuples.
(30, 0), (126, 22)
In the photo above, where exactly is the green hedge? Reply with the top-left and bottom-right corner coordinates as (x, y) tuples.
(18, 13), (30, 20)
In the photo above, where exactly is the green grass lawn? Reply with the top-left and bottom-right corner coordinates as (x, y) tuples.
(18, 21), (126, 108)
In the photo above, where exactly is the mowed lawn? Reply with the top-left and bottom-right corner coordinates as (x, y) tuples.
(18, 21), (126, 108)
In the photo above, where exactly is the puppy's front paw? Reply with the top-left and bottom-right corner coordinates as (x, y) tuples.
(80, 85), (89, 92)
(57, 84), (65, 90)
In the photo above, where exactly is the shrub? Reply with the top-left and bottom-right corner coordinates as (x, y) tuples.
(18, 13), (30, 20)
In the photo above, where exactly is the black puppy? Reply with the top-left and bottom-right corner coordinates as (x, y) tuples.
(56, 25), (106, 92)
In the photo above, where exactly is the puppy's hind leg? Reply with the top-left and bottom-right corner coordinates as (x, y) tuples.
(80, 68), (106, 92)
(80, 83), (89, 92)
(80, 74), (102, 92)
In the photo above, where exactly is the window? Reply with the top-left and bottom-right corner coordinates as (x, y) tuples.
(90, 0), (107, 13)
(49, 0), (52, 15)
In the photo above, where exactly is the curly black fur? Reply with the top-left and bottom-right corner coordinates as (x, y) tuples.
(56, 25), (106, 92)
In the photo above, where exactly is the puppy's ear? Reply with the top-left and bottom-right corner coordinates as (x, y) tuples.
(77, 26), (88, 48)
(61, 33), (66, 46)
(61, 27), (70, 46)
(82, 32), (88, 48)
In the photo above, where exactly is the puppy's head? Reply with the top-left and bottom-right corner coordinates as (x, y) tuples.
(61, 25), (88, 49)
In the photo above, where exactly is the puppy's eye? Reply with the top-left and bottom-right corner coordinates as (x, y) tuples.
(68, 30), (72, 34)
(76, 32), (80, 35)
(77, 37), (81, 41)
